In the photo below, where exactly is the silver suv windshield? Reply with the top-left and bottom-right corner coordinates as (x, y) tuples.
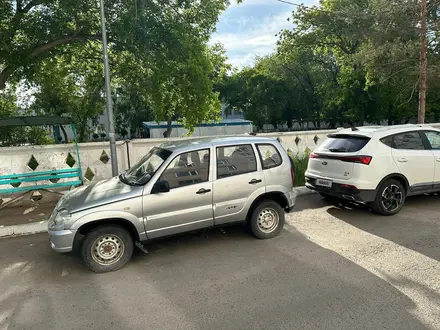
(120, 147), (172, 185)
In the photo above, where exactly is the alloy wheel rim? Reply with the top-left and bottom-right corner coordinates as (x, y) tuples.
(258, 208), (279, 233)
(381, 184), (403, 212)
(91, 234), (125, 266)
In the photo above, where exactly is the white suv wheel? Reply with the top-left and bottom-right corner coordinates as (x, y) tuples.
(372, 179), (406, 216)
(380, 184), (404, 213)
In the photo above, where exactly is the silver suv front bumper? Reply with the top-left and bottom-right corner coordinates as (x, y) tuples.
(48, 229), (76, 253)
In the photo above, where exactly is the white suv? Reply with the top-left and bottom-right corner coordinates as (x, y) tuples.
(305, 124), (440, 215)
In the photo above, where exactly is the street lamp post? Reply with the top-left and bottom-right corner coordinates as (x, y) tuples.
(418, 0), (428, 124)
(99, 0), (118, 176)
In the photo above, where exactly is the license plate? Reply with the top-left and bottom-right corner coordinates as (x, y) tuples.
(316, 179), (332, 188)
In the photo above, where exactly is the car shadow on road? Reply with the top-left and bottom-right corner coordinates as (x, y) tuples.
(0, 226), (431, 329)
(326, 194), (440, 262)
(128, 224), (430, 329)
(291, 193), (329, 212)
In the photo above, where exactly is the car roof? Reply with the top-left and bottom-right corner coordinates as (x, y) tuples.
(158, 136), (278, 153)
(333, 124), (440, 139)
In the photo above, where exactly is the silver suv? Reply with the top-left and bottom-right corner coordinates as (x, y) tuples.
(48, 137), (296, 272)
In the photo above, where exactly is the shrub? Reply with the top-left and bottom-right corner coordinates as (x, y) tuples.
(287, 150), (310, 187)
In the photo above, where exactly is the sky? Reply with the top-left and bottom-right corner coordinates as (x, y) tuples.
(210, 0), (318, 69)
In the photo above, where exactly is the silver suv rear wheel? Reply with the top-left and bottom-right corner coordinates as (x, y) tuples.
(250, 200), (285, 239)
(257, 208), (280, 234)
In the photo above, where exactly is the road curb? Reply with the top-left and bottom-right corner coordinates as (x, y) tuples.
(0, 186), (315, 238)
(0, 220), (48, 238)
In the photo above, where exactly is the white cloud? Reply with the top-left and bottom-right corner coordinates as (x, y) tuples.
(210, 10), (292, 68)
(212, 0), (321, 68)
(228, 53), (259, 68)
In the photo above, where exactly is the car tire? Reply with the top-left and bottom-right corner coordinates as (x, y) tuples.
(81, 225), (134, 273)
(249, 200), (285, 239)
(372, 179), (406, 216)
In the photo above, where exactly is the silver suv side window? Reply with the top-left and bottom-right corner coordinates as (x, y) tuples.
(217, 144), (257, 179)
(160, 149), (210, 189)
(257, 144), (282, 169)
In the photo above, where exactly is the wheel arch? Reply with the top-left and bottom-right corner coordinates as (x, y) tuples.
(246, 192), (288, 222)
(376, 173), (410, 195)
(73, 218), (140, 251)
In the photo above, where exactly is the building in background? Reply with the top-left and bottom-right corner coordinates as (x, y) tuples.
(91, 103), (250, 140)
(143, 118), (253, 139)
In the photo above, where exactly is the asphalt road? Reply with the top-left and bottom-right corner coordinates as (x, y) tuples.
(1, 194), (440, 330)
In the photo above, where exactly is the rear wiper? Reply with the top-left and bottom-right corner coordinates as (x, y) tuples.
(328, 147), (347, 152)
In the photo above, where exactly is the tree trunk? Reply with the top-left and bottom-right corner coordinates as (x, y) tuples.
(163, 118), (173, 138)
(418, 0), (428, 124)
(78, 121), (87, 143)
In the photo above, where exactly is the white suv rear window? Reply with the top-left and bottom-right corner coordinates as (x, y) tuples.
(322, 134), (370, 153)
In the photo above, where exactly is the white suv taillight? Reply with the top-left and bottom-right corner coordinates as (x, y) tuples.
(310, 153), (372, 165)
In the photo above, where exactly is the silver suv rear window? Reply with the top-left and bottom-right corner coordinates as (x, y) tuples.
(323, 134), (370, 153)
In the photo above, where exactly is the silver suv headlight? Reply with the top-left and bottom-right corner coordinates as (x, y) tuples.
(49, 209), (74, 231)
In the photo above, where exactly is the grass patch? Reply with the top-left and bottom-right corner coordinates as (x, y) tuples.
(288, 150), (310, 187)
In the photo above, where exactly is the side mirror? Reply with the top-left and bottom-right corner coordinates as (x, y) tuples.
(152, 180), (170, 194)
(137, 173), (151, 185)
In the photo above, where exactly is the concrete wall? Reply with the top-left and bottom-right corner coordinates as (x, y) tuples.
(148, 123), (253, 139)
(2, 124), (440, 193)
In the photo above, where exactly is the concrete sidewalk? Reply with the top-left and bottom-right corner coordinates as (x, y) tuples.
(0, 186), (314, 238)
(0, 190), (63, 238)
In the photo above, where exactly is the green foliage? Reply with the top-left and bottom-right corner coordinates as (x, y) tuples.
(288, 150), (310, 187)
(1, 0), (239, 139)
(27, 127), (55, 145)
(0, 88), (23, 145)
(220, 0), (440, 129)
(28, 53), (105, 142)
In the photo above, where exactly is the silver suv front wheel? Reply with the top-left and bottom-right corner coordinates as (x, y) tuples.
(81, 225), (134, 273)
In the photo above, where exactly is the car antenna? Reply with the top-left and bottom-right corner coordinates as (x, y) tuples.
(351, 127), (359, 131)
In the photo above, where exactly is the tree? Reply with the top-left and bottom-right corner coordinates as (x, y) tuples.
(29, 51), (105, 142)
(1, 0), (241, 137)
(0, 87), (22, 145)
(221, 0), (440, 129)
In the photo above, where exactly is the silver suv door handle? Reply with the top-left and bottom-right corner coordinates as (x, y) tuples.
(249, 179), (262, 185)
(436, 158), (440, 163)
(196, 188), (211, 195)
(397, 157), (408, 163)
